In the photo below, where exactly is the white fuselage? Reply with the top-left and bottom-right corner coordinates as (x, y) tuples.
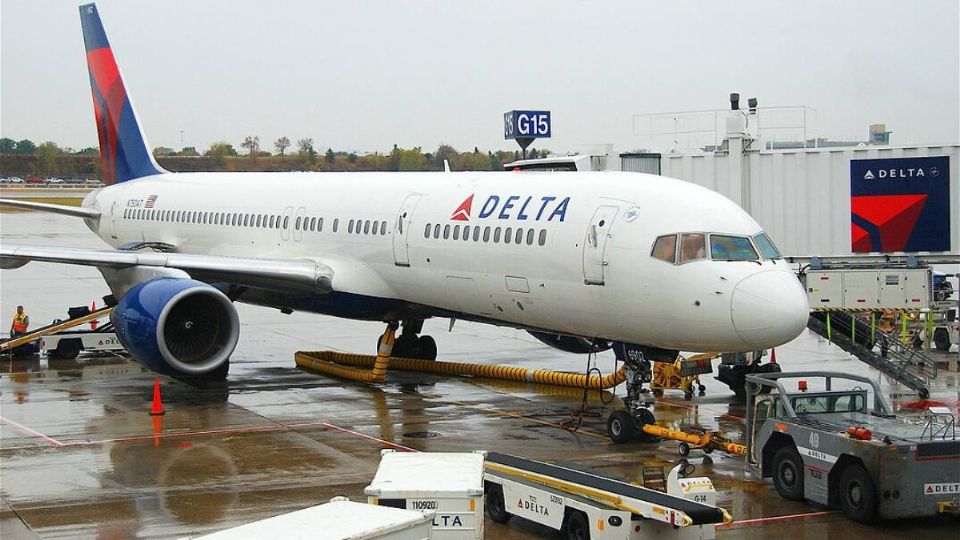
(83, 170), (809, 352)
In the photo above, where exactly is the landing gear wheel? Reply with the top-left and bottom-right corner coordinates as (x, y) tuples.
(839, 464), (877, 523)
(485, 482), (511, 524)
(678, 442), (691, 457)
(683, 391), (693, 401)
(772, 446), (805, 501)
(698, 384), (707, 396)
(562, 510), (590, 540)
(607, 410), (637, 444)
(392, 334), (418, 359)
(416, 335), (437, 361)
(933, 328), (950, 351)
(652, 389), (664, 398)
(53, 339), (82, 360)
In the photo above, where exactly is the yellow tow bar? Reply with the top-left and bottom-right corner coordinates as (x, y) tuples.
(639, 423), (747, 456)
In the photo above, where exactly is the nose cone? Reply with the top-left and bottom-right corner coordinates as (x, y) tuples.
(731, 271), (809, 349)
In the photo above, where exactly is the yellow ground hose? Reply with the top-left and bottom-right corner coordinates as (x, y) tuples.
(295, 349), (626, 389)
(640, 424), (747, 456)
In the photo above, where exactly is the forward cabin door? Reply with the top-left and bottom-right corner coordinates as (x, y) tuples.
(109, 200), (119, 240)
(582, 205), (619, 285)
(393, 194), (422, 267)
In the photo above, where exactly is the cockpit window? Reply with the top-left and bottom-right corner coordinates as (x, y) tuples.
(679, 233), (707, 263)
(753, 232), (782, 259)
(651, 234), (677, 263)
(710, 234), (759, 261)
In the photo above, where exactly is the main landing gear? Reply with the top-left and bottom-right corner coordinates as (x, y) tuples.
(607, 348), (659, 444)
(380, 319), (438, 361)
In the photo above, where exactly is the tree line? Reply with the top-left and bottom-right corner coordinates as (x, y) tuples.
(0, 136), (550, 178)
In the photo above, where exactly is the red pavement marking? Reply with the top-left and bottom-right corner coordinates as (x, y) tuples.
(717, 510), (835, 528)
(0, 415), (65, 447)
(320, 422), (417, 452)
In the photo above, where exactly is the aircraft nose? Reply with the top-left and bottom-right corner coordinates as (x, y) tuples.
(730, 271), (809, 349)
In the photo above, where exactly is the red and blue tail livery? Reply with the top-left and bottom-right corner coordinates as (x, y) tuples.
(80, 3), (164, 184)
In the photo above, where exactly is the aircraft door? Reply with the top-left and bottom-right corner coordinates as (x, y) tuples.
(280, 206), (293, 241)
(109, 200), (119, 240)
(293, 207), (306, 242)
(393, 194), (422, 267)
(582, 205), (619, 285)
(750, 396), (774, 464)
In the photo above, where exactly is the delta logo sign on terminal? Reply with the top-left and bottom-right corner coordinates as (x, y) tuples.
(450, 194), (571, 222)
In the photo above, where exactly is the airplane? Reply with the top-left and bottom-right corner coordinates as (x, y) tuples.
(1, 5), (808, 423)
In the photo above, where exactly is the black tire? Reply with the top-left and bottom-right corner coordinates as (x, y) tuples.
(485, 482), (511, 524)
(678, 442), (690, 457)
(562, 510), (590, 540)
(771, 446), (805, 501)
(54, 339), (82, 360)
(416, 335), (437, 360)
(607, 410), (637, 443)
(933, 328), (950, 351)
(839, 464), (878, 524)
(392, 334), (418, 358)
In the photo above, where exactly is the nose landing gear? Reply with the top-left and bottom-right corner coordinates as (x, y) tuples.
(606, 344), (660, 444)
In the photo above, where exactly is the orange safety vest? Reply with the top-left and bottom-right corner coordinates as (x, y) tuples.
(11, 313), (28, 333)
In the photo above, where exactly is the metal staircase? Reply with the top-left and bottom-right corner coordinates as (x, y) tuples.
(807, 312), (936, 398)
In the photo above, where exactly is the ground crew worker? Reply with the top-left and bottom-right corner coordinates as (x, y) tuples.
(10, 305), (29, 337)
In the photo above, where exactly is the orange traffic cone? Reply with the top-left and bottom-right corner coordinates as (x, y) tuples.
(90, 301), (99, 330)
(770, 347), (777, 364)
(149, 378), (165, 416)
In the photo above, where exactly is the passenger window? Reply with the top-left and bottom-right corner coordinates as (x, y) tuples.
(710, 234), (759, 261)
(319, 218), (324, 232)
(679, 233), (706, 263)
(283, 216), (289, 229)
(362, 220), (368, 234)
(504, 227), (512, 244)
(348, 219), (354, 233)
(538, 229), (547, 246)
(483, 226), (491, 242)
(494, 227), (502, 243)
(333, 218), (339, 232)
(652, 234), (678, 263)
(380, 221), (387, 235)
(295, 216), (301, 230)
(434, 224), (441, 238)
(473, 227), (480, 241)
(370, 220), (377, 234)
(515, 228), (524, 244)
(425, 224), (431, 238)
(443, 225), (450, 239)
(453, 225), (460, 240)
(526, 228), (535, 245)
(463, 225), (471, 241)
(753, 232), (782, 259)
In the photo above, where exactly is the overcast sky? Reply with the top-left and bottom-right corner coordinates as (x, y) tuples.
(1, 0), (957, 154)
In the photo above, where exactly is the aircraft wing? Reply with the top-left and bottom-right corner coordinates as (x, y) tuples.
(0, 198), (101, 220)
(0, 245), (333, 293)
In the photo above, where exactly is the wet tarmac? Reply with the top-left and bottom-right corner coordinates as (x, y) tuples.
(2, 212), (958, 539)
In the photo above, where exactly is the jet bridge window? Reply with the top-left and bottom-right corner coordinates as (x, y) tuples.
(753, 232), (782, 259)
(651, 234), (677, 263)
(709, 234), (758, 261)
(679, 233), (706, 263)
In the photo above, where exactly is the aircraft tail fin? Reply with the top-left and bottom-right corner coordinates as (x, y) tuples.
(79, 3), (166, 184)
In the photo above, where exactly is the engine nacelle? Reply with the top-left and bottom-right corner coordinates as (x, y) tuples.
(111, 278), (239, 377)
(527, 331), (612, 354)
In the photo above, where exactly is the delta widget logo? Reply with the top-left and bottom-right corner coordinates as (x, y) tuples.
(449, 194), (571, 222)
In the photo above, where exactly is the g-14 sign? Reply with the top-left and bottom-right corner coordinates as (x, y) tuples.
(504, 110), (551, 139)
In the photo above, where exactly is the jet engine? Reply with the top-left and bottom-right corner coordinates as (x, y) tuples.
(527, 331), (612, 354)
(111, 278), (239, 377)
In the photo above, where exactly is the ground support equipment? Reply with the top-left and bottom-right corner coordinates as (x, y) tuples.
(296, 324), (626, 388)
(483, 452), (731, 539)
(0, 306), (114, 355)
(651, 353), (716, 400)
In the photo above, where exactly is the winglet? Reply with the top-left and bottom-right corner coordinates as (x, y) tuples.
(79, 3), (165, 184)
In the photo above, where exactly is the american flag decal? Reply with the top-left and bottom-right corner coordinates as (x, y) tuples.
(145, 195), (158, 208)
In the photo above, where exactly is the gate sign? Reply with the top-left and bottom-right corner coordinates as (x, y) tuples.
(850, 156), (951, 253)
(504, 110), (551, 139)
